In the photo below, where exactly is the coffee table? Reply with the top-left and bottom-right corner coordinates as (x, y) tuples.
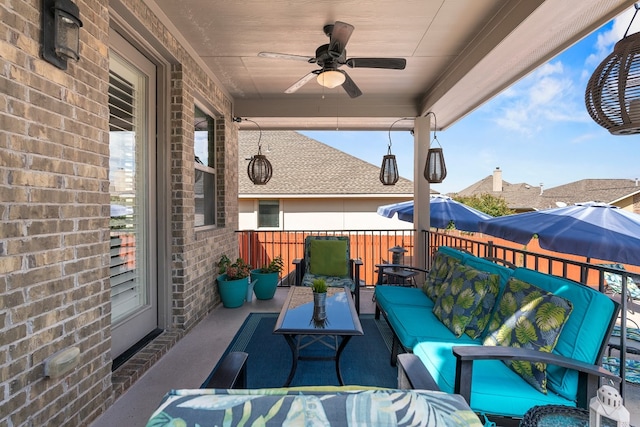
(273, 286), (363, 386)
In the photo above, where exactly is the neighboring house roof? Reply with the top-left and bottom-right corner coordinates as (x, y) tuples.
(453, 168), (640, 211)
(239, 131), (417, 197)
(453, 173), (541, 211)
(538, 179), (640, 208)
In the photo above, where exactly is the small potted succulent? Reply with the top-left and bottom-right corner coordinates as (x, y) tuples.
(311, 278), (327, 321)
(250, 255), (284, 300)
(216, 255), (252, 308)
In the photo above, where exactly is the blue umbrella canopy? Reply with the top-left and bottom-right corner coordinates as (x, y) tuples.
(377, 195), (492, 232)
(478, 202), (640, 266)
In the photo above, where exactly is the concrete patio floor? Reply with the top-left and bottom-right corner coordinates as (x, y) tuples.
(90, 286), (640, 426)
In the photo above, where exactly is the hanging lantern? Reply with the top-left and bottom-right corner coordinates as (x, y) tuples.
(585, 5), (640, 135)
(423, 112), (446, 183)
(247, 147), (272, 185)
(236, 117), (273, 185)
(380, 118), (412, 185)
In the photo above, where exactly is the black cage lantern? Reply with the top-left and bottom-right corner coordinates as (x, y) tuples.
(423, 112), (447, 183)
(236, 117), (273, 185)
(380, 118), (412, 185)
(42, 0), (83, 70)
(585, 4), (640, 135)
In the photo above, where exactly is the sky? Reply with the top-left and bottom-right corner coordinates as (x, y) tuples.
(301, 6), (640, 195)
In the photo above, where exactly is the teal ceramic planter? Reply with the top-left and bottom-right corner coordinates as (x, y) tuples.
(217, 274), (249, 308)
(250, 269), (279, 300)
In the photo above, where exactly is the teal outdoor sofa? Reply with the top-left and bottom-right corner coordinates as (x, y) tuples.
(375, 246), (621, 426)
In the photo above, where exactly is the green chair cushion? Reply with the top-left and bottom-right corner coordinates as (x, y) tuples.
(432, 264), (499, 338)
(483, 278), (573, 394)
(309, 239), (348, 276)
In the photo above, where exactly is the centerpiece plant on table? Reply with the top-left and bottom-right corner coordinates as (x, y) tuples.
(216, 255), (252, 308)
(250, 255), (284, 300)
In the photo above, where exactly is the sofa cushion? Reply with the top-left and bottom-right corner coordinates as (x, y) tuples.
(309, 239), (348, 276)
(483, 278), (573, 394)
(412, 341), (575, 418)
(432, 264), (499, 338)
(510, 268), (616, 400)
(423, 251), (461, 301)
(375, 285), (434, 310)
(464, 273), (501, 339)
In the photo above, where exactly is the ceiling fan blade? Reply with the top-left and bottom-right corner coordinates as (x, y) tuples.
(341, 71), (362, 98)
(345, 58), (407, 70)
(328, 21), (354, 57)
(284, 71), (319, 94)
(259, 52), (315, 63)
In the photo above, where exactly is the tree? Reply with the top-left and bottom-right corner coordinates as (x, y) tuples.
(452, 193), (514, 217)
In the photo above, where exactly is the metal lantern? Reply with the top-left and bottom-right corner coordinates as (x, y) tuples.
(589, 385), (630, 427)
(424, 145), (447, 183)
(236, 117), (273, 185)
(585, 5), (640, 135)
(247, 148), (272, 185)
(380, 150), (399, 185)
(42, 0), (83, 70)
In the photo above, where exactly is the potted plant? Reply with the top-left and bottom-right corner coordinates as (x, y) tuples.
(250, 255), (283, 300)
(311, 278), (327, 321)
(216, 255), (252, 308)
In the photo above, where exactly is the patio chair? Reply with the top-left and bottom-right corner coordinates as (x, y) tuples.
(293, 235), (362, 312)
(599, 263), (640, 304)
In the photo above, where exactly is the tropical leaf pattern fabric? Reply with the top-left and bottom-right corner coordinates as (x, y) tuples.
(483, 278), (573, 393)
(145, 388), (484, 426)
(464, 272), (500, 339)
(423, 252), (461, 301)
(432, 264), (499, 338)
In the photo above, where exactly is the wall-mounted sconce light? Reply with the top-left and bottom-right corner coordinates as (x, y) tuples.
(42, 0), (83, 70)
(423, 112), (447, 183)
(235, 117), (273, 185)
(380, 118), (413, 185)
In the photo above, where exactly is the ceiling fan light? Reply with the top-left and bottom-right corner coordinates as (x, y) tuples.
(317, 70), (345, 88)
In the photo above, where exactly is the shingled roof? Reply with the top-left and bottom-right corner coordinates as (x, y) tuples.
(454, 173), (542, 211)
(239, 131), (414, 196)
(538, 179), (640, 208)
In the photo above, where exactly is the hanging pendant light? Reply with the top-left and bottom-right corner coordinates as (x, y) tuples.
(380, 118), (411, 185)
(236, 117), (273, 185)
(585, 3), (640, 135)
(423, 112), (447, 183)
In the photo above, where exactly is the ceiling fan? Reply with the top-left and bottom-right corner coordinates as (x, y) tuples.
(258, 21), (406, 98)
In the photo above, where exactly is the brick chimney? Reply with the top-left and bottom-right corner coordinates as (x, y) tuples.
(493, 167), (502, 192)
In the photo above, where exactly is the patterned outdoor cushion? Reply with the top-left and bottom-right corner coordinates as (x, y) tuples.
(423, 251), (461, 301)
(483, 278), (573, 394)
(432, 264), (498, 338)
(464, 272), (501, 339)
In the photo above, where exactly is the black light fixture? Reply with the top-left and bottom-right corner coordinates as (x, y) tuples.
(585, 3), (640, 135)
(42, 0), (83, 70)
(423, 112), (447, 183)
(235, 117), (273, 185)
(380, 118), (412, 185)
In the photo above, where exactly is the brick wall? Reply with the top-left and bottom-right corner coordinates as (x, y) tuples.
(0, 0), (240, 425)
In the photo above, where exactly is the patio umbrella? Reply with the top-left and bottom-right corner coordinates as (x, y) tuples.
(377, 195), (492, 232)
(477, 201), (640, 266)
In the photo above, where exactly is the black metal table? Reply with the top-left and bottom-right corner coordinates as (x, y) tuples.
(273, 286), (363, 386)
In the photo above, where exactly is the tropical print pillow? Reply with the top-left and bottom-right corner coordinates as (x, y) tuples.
(423, 252), (461, 301)
(464, 273), (500, 339)
(483, 278), (573, 394)
(432, 264), (497, 338)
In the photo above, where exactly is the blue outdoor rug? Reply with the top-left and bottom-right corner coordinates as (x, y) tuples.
(202, 312), (397, 388)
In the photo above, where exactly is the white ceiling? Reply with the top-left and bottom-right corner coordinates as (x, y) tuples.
(148, 0), (633, 130)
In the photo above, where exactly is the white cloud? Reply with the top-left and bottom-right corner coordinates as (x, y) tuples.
(586, 6), (640, 67)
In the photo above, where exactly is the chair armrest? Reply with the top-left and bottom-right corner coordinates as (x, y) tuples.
(203, 351), (248, 389)
(452, 346), (620, 409)
(397, 353), (440, 391)
(293, 258), (304, 286)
